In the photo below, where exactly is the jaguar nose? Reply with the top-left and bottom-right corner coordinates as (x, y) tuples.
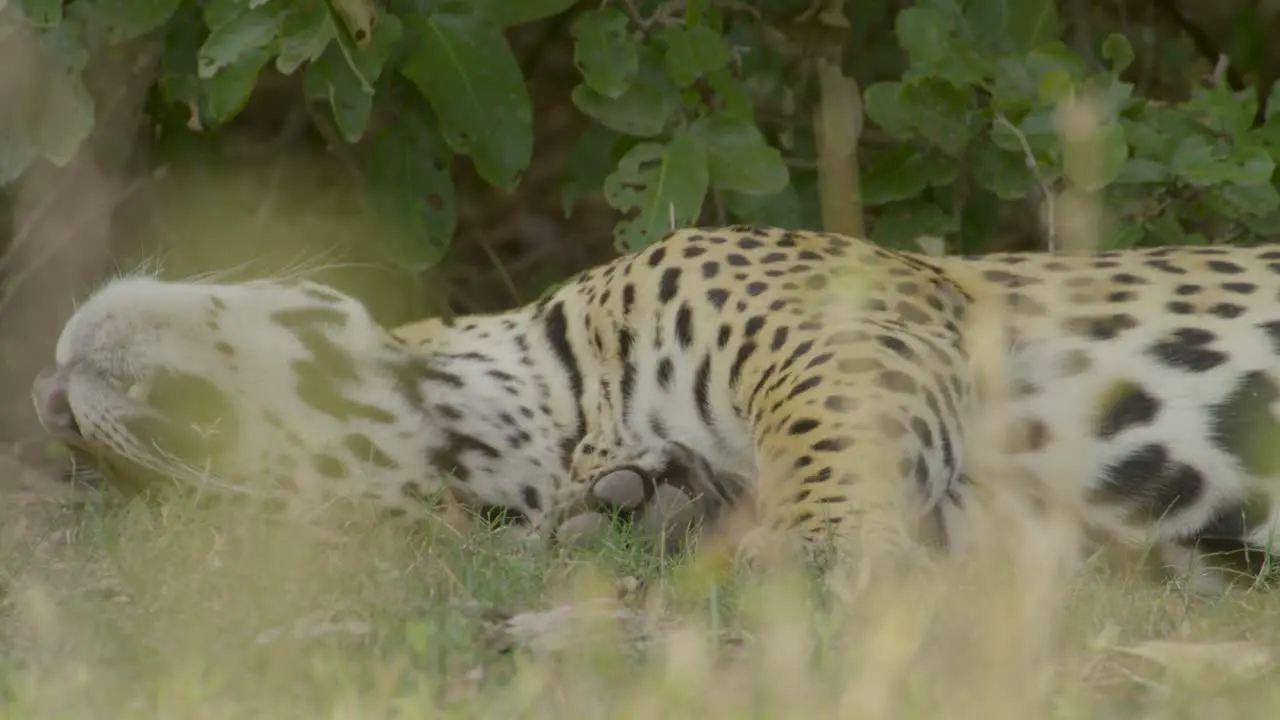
(32, 367), (80, 437)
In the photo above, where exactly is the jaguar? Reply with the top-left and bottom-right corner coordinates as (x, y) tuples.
(30, 226), (1280, 588)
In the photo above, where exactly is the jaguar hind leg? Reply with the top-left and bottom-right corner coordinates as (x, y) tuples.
(549, 440), (753, 556)
(733, 261), (1013, 590)
(733, 322), (971, 577)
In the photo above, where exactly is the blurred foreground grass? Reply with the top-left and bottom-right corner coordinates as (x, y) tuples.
(0, 478), (1277, 720)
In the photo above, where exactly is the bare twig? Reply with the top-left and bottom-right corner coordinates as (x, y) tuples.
(1211, 54), (1231, 88)
(995, 113), (1057, 253)
(615, 0), (683, 30)
(1153, 0), (1246, 91)
(469, 229), (523, 306)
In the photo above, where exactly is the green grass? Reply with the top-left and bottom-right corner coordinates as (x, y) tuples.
(0, 486), (1278, 720)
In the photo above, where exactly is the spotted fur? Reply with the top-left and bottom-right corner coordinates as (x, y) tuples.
(30, 228), (1280, 588)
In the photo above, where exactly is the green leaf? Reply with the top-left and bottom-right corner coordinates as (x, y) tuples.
(561, 124), (622, 218)
(967, 0), (1059, 55)
(571, 49), (679, 138)
(332, 11), (402, 91)
(1114, 158), (1168, 184)
(1185, 84), (1257, 138)
(158, 4), (205, 104)
(328, 0), (377, 44)
(707, 67), (753, 120)
(303, 45), (372, 142)
(1216, 182), (1280, 217)
(991, 110), (1058, 158)
(1253, 107), (1280, 161)
(198, 5), (282, 80)
(942, 45), (992, 89)
(1145, 212), (1187, 245)
(1170, 135), (1233, 187)
(85, 0), (184, 43)
(401, 13), (533, 190)
(870, 199), (957, 250)
(1024, 43), (1087, 84)
(688, 112), (788, 195)
(867, 78), (979, 155)
(863, 82), (910, 138)
(201, 0), (242, 29)
(1062, 121), (1128, 190)
(1140, 103), (1209, 151)
(660, 24), (732, 87)
(1102, 223), (1145, 251)
(1037, 70), (1073, 105)
(1240, 206), (1280, 235)
(1007, 0), (1060, 54)
(276, 0), (334, 75)
(862, 145), (954, 205)
(19, 0), (60, 26)
(894, 6), (951, 67)
(474, 0), (577, 27)
(367, 110), (457, 267)
(1101, 33), (1134, 74)
(571, 7), (638, 99)
(895, 9), (988, 90)
(604, 132), (709, 252)
(20, 27), (94, 165)
(972, 145), (1035, 200)
(958, 187), (1002, 248)
(989, 59), (1036, 112)
(203, 48), (270, 124)
(1229, 143), (1276, 186)
(899, 78), (978, 156)
(1121, 118), (1166, 159)
(723, 187), (801, 229)
(1082, 73), (1135, 120)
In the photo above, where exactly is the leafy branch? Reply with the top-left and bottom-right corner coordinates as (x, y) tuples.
(3, 0), (1280, 274)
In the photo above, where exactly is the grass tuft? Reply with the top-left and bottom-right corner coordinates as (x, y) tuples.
(0, 479), (1277, 720)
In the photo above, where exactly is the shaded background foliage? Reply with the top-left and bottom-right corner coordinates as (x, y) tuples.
(0, 0), (1278, 445)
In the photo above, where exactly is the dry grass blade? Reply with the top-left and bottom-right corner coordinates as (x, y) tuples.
(1108, 641), (1273, 683)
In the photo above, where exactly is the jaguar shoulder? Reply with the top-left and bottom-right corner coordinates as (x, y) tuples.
(30, 226), (1280, 587)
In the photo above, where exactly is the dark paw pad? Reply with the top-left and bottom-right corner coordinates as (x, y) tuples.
(554, 466), (702, 553)
(552, 442), (750, 555)
(589, 467), (657, 511)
